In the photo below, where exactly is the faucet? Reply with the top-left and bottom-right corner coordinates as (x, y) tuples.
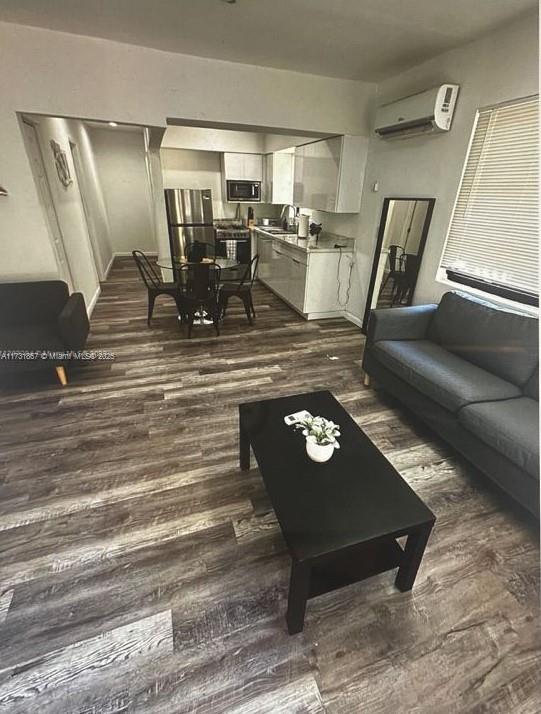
(280, 204), (296, 231)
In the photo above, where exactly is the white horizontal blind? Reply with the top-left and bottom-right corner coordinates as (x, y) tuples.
(441, 96), (539, 296)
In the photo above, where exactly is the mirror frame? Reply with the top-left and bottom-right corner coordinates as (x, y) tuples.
(361, 197), (436, 333)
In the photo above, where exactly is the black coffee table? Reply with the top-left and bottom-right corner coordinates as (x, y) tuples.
(239, 390), (435, 634)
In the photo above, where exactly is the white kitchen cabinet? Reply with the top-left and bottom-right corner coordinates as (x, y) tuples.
(265, 152), (294, 204)
(222, 152), (263, 181)
(257, 233), (273, 282)
(256, 229), (353, 319)
(293, 135), (368, 213)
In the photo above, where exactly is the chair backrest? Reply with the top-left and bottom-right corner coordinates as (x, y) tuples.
(132, 250), (161, 289)
(179, 262), (221, 301)
(187, 241), (215, 263)
(388, 245), (404, 273)
(403, 253), (420, 279)
(238, 254), (260, 289)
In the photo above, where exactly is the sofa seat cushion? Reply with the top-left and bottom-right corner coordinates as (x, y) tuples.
(459, 398), (539, 480)
(372, 340), (521, 413)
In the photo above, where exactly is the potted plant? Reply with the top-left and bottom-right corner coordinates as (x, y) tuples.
(297, 415), (341, 463)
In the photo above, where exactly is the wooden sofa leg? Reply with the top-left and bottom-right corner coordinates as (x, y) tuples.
(363, 372), (371, 388)
(56, 366), (68, 386)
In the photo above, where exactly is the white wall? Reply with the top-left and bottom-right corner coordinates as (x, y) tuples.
(90, 127), (156, 254)
(0, 20), (375, 284)
(161, 148), (281, 221)
(162, 127), (265, 153)
(28, 116), (102, 309)
(346, 12), (538, 321)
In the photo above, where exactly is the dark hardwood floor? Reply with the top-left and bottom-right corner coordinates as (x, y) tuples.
(0, 257), (539, 713)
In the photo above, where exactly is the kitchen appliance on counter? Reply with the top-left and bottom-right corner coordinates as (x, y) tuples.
(164, 189), (215, 266)
(214, 219), (251, 272)
(226, 180), (261, 202)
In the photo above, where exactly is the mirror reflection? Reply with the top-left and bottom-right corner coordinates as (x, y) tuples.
(364, 198), (435, 329)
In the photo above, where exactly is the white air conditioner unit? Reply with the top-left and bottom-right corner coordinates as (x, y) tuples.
(375, 84), (460, 139)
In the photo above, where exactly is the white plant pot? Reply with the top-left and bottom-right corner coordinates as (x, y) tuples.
(306, 438), (334, 463)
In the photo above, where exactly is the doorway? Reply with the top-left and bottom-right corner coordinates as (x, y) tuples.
(21, 119), (75, 291)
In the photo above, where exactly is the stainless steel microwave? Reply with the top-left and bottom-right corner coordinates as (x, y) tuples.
(226, 180), (261, 202)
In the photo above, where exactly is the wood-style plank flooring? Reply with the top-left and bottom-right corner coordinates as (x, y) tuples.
(0, 258), (539, 713)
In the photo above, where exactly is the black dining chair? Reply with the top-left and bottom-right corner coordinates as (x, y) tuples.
(391, 253), (420, 305)
(178, 262), (221, 338)
(219, 254), (259, 326)
(187, 240), (215, 263)
(132, 250), (184, 326)
(381, 244), (405, 293)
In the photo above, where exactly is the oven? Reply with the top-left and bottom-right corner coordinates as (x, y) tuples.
(215, 225), (251, 277)
(226, 180), (261, 202)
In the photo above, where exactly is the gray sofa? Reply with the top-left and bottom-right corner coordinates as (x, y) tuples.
(363, 291), (539, 517)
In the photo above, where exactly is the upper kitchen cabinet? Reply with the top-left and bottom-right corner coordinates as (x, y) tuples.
(221, 152), (263, 181)
(293, 135), (368, 213)
(265, 152), (295, 204)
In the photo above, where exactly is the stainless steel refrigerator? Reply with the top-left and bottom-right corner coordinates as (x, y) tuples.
(164, 188), (214, 262)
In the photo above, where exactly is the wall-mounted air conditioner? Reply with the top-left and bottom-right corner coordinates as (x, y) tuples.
(375, 84), (459, 140)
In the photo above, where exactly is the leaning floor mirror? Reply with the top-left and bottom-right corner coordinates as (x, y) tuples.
(362, 197), (436, 332)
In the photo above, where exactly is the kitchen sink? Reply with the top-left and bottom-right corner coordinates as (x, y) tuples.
(260, 226), (296, 235)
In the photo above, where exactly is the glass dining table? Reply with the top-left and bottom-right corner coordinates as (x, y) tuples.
(156, 256), (240, 273)
(155, 256), (241, 325)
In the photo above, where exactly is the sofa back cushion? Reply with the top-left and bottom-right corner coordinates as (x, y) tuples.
(0, 281), (69, 327)
(428, 291), (538, 386)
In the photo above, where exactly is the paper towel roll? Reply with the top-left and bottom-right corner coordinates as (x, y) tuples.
(298, 214), (309, 238)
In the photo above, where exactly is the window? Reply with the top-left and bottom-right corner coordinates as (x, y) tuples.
(441, 96), (539, 306)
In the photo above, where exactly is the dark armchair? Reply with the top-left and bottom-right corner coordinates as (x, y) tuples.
(0, 281), (89, 385)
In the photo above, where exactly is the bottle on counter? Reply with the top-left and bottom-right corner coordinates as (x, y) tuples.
(247, 206), (255, 228)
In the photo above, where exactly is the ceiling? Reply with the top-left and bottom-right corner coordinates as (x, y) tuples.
(0, 0), (536, 81)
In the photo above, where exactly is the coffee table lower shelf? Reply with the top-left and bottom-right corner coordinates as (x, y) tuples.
(308, 540), (404, 599)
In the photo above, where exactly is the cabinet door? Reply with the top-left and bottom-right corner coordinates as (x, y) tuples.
(264, 154), (273, 203)
(257, 235), (272, 281)
(293, 144), (306, 206)
(222, 153), (244, 179)
(242, 154), (263, 181)
(272, 153), (294, 205)
(288, 254), (307, 311)
(269, 243), (290, 300)
(304, 137), (340, 211)
(304, 252), (349, 313)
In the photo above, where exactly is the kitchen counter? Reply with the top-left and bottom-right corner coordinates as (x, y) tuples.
(254, 226), (355, 320)
(253, 226), (354, 254)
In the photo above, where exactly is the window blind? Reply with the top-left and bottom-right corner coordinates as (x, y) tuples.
(441, 96), (539, 298)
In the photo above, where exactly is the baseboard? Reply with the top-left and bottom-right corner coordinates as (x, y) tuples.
(87, 284), (101, 317)
(344, 310), (363, 329)
(104, 254), (115, 279)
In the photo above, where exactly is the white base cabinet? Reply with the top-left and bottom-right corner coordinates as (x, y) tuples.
(257, 233), (353, 319)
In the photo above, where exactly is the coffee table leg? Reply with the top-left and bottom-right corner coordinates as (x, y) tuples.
(395, 525), (432, 592)
(286, 559), (311, 635)
(239, 424), (250, 471)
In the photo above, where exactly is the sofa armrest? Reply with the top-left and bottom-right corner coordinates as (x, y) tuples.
(57, 293), (89, 350)
(367, 304), (438, 344)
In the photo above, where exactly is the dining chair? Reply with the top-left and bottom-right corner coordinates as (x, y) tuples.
(132, 250), (184, 326)
(178, 262), (221, 338)
(391, 253), (420, 305)
(219, 254), (259, 326)
(381, 244), (405, 292)
(187, 240), (215, 263)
